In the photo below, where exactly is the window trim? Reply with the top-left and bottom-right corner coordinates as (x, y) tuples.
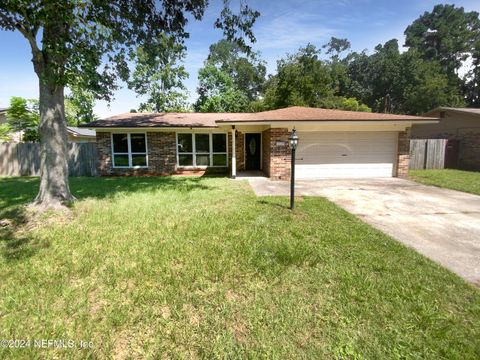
(111, 133), (149, 169)
(176, 131), (228, 168)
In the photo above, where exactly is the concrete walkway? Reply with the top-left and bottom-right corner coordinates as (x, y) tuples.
(247, 177), (480, 285)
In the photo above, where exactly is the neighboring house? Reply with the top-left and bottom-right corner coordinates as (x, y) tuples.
(413, 107), (480, 170)
(81, 106), (438, 180)
(0, 107), (7, 125)
(67, 126), (96, 143)
(0, 107), (22, 143)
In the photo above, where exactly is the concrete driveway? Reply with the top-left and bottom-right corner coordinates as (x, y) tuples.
(247, 177), (480, 285)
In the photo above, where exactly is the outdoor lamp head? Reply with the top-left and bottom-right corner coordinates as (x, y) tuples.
(289, 128), (299, 150)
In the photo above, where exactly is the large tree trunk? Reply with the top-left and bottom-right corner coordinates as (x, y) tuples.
(33, 80), (74, 209)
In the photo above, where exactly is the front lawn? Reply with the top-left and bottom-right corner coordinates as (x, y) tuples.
(410, 169), (480, 196)
(0, 176), (479, 359)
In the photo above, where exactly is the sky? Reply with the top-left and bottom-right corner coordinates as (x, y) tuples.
(0, 0), (479, 117)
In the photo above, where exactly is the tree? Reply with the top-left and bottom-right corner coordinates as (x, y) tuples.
(263, 44), (334, 109)
(65, 85), (97, 125)
(195, 39), (266, 112)
(195, 64), (249, 112)
(261, 43), (370, 112)
(0, 124), (12, 142)
(342, 39), (464, 114)
(405, 4), (480, 97)
(405, 5), (480, 75)
(7, 96), (40, 142)
(129, 34), (190, 112)
(322, 37), (351, 101)
(0, 1), (259, 209)
(322, 37), (351, 61)
(318, 96), (371, 112)
(206, 39), (266, 101)
(397, 51), (464, 114)
(463, 41), (480, 107)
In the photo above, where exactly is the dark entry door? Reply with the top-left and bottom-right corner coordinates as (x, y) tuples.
(245, 133), (261, 170)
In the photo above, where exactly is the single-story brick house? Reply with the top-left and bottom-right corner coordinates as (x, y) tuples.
(412, 107), (480, 170)
(81, 106), (438, 180)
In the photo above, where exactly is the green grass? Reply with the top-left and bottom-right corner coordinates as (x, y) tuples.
(410, 169), (480, 196)
(0, 176), (479, 359)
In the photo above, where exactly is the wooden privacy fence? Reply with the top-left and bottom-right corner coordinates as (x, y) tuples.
(0, 142), (97, 176)
(409, 139), (447, 170)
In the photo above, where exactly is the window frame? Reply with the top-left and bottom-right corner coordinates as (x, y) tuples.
(111, 132), (149, 169)
(176, 131), (228, 168)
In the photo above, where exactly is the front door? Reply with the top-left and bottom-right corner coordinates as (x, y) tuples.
(245, 133), (261, 170)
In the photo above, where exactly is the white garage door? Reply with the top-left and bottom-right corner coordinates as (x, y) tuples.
(296, 131), (397, 179)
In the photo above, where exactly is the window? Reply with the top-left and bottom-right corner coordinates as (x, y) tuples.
(112, 133), (148, 168)
(177, 133), (227, 167)
(195, 134), (210, 166)
(177, 133), (193, 166)
(212, 133), (227, 166)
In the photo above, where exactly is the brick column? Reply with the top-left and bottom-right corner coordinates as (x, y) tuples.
(262, 129), (271, 177)
(96, 132), (112, 176)
(263, 128), (290, 180)
(396, 128), (410, 178)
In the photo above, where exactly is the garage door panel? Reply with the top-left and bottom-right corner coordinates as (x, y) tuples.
(296, 131), (396, 179)
(296, 165), (394, 179)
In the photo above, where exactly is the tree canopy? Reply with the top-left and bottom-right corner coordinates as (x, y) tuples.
(405, 5), (480, 78)
(261, 44), (371, 112)
(341, 39), (464, 114)
(65, 85), (98, 126)
(195, 39), (266, 112)
(405, 4), (480, 107)
(195, 63), (249, 112)
(129, 34), (190, 112)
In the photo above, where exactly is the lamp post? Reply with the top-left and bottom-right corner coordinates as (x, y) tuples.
(289, 128), (299, 210)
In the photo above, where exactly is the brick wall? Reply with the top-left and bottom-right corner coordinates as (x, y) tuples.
(459, 131), (480, 170)
(262, 129), (271, 177)
(261, 128), (290, 180)
(95, 131), (177, 175)
(396, 128), (410, 178)
(147, 132), (177, 174)
(96, 132), (113, 175)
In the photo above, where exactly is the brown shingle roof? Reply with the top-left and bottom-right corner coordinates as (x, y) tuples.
(83, 106), (437, 128)
(423, 107), (480, 117)
(83, 112), (229, 128)
(219, 106), (437, 122)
